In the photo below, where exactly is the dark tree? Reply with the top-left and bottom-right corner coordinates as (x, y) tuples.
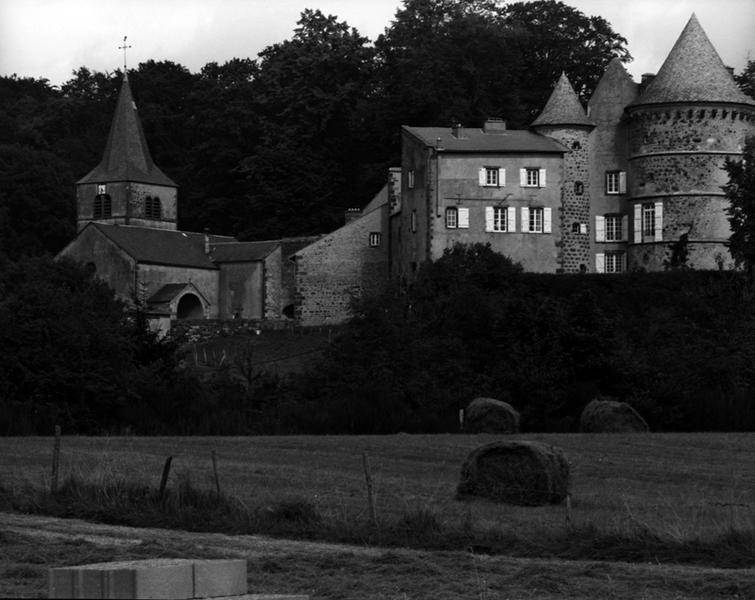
(735, 59), (755, 100)
(502, 0), (631, 117)
(725, 136), (755, 282)
(241, 9), (377, 239)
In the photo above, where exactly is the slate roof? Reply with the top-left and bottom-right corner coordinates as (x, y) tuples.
(147, 283), (189, 304)
(531, 72), (594, 127)
(78, 75), (178, 186)
(635, 14), (755, 107)
(90, 223), (235, 268)
(404, 126), (567, 153)
(210, 241), (280, 263)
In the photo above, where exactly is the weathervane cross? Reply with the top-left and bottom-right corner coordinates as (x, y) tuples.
(118, 36), (132, 71)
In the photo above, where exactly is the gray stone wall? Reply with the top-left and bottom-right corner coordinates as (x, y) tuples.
(294, 205), (389, 325)
(536, 126), (592, 272)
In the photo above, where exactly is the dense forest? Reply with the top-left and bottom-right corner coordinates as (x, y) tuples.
(2, 0), (755, 435)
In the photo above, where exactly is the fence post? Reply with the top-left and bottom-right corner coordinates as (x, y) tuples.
(51, 425), (61, 494)
(361, 452), (377, 527)
(159, 456), (173, 500)
(211, 450), (221, 497)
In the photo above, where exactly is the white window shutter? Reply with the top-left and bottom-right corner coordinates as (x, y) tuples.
(619, 171), (627, 194)
(498, 168), (506, 187)
(633, 204), (642, 243)
(596, 253), (605, 273)
(478, 168), (486, 186)
(654, 201), (664, 241)
(458, 207), (470, 229)
(507, 206), (516, 232)
(485, 206), (494, 232)
(539, 168), (546, 187)
(595, 215), (605, 242)
(521, 206), (530, 232)
(543, 208), (552, 233)
(621, 215), (629, 241)
(520, 168), (527, 187)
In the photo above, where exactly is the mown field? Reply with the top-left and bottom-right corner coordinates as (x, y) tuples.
(1, 433), (754, 598)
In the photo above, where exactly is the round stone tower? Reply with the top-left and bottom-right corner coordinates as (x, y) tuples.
(625, 14), (755, 271)
(532, 72), (595, 273)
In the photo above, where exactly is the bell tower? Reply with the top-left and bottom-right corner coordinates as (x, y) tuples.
(75, 50), (178, 232)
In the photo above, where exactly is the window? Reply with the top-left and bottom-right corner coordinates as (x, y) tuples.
(145, 196), (161, 219)
(477, 166), (506, 187)
(97, 184), (107, 195)
(520, 168), (546, 188)
(485, 206), (516, 232)
(445, 207), (457, 228)
(605, 252), (625, 273)
(520, 207), (552, 233)
(369, 232), (382, 247)
(478, 167), (505, 187)
(605, 216), (621, 241)
(529, 207), (543, 232)
(410, 210), (417, 233)
(634, 202), (663, 243)
(606, 170), (627, 194)
(596, 251), (626, 273)
(407, 170), (415, 189)
(93, 194), (112, 219)
(596, 214), (628, 242)
(642, 203), (655, 236)
(574, 181), (584, 195)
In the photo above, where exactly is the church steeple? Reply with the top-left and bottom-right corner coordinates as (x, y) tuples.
(78, 74), (176, 187)
(75, 72), (178, 231)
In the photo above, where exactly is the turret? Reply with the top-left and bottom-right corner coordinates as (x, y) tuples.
(532, 72), (595, 272)
(625, 14), (755, 271)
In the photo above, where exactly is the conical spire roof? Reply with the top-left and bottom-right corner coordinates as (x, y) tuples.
(636, 14), (754, 106)
(78, 74), (177, 186)
(531, 72), (594, 127)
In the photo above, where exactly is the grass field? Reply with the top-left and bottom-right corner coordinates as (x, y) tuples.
(1, 433), (754, 598)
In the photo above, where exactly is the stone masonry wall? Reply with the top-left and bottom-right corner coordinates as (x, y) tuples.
(536, 126), (592, 272)
(294, 205), (388, 326)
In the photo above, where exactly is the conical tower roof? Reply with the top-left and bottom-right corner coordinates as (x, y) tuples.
(78, 74), (177, 186)
(635, 14), (754, 106)
(531, 72), (594, 127)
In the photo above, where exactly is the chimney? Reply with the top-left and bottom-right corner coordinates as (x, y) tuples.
(639, 73), (656, 94)
(451, 123), (463, 138)
(344, 208), (361, 224)
(204, 228), (210, 254)
(483, 118), (507, 133)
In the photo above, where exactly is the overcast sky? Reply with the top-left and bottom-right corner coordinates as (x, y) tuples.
(1, 0), (753, 88)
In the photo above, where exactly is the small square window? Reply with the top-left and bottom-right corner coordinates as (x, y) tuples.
(526, 168), (539, 187)
(606, 170), (626, 194)
(407, 170), (415, 189)
(486, 167), (499, 187)
(369, 232), (381, 247)
(97, 184), (107, 195)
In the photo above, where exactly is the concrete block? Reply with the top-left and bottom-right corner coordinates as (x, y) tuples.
(49, 558), (243, 599)
(193, 559), (247, 598)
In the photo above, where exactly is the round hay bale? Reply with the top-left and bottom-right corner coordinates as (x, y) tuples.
(579, 397), (649, 433)
(456, 441), (570, 506)
(464, 397), (520, 434)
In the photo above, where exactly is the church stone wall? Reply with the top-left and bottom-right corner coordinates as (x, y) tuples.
(137, 264), (220, 318)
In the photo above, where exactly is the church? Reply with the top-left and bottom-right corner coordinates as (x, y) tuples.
(58, 14), (755, 330)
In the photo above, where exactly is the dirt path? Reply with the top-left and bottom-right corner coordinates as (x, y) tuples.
(2, 512), (754, 599)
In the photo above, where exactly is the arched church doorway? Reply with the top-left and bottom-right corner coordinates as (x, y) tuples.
(176, 293), (204, 320)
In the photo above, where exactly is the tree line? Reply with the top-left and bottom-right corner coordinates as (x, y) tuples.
(0, 0), (636, 260)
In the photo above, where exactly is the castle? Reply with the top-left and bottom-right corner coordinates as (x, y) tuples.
(59, 14), (755, 330)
